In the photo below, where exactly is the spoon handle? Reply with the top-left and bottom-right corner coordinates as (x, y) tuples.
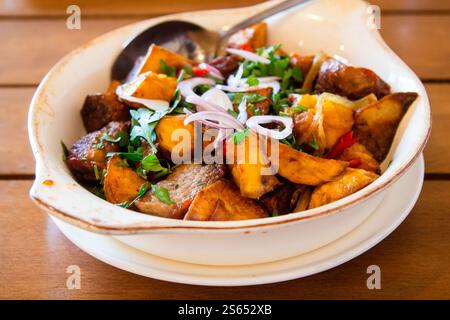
(219, 0), (310, 40)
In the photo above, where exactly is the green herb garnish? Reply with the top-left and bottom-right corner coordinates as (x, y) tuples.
(233, 129), (250, 145)
(294, 104), (309, 113)
(246, 74), (260, 86)
(309, 136), (319, 150)
(117, 182), (150, 208)
(93, 164), (100, 180)
(159, 59), (176, 77)
(151, 185), (173, 205)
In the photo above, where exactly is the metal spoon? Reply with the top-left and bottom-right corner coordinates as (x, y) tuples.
(111, 0), (309, 81)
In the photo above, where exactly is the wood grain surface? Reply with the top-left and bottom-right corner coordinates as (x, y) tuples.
(1, 180), (449, 299)
(0, 0), (449, 300)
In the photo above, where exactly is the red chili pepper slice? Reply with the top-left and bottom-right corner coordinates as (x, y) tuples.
(192, 66), (209, 77)
(325, 131), (359, 159)
(240, 43), (253, 52)
(348, 157), (362, 168)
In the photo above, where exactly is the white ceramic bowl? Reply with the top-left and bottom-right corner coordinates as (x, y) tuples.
(29, 0), (430, 266)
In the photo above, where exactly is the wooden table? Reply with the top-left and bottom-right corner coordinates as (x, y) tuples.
(1, 0), (449, 300)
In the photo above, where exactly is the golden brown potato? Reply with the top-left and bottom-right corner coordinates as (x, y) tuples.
(184, 179), (268, 221)
(354, 92), (418, 161)
(103, 155), (147, 205)
(227, 22), (267, 50)
(337, 142), (380, 173)
(229, 133), (280, 199)
(155, 115), (195, 159)
(309, 168), (379, 208)
(137, 44), (194, 75)
(321, 97), (354, 149)
(119, 71), (177, 102)
(275, 142), (348, 185)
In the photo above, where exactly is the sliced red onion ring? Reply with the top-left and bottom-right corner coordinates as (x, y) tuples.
(177, 77), (216, 98)
(237, 97), (248, 124)
(201, 88), (233, 111)
(184, 111), (244, 131)
(227, 63), (244, 87)
(185, 94), (227, 113)
(226, 48), (271, 64)
(215, 84), (259, 92)
(198, 63), (224, 79)
(236, 76), (281, 85)
(246, 115), (293, 140)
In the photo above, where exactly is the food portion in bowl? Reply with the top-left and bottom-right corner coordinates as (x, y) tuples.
(63, 22), (418, 221)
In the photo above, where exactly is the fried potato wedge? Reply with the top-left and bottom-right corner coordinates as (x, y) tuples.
(227, 22), (267, 50)
(309, 168), (379, 208)
(321, 96), (354, 149)
(354, 92), (418, 161)
(337, 142), (380, 173)
(275, 142), (348, 185)
(185, 179), (268, 221)
(155, 115), (195, 159)
(103, 155), (147, 205)
(137, 44), (194, 75)
(229, 133), (280, 199)
(118, 71), (177, 102)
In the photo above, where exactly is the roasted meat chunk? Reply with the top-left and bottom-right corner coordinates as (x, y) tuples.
(315, 58), (390, 100)
(233, 87), (273, 116)
(184, 179), (268, 221)
(66, 121), (130, 181)
(260, 183), (296, 215)
(81, 91), (130, 133)
(208, 55), (239, 78)
(135, 164), (226, 219)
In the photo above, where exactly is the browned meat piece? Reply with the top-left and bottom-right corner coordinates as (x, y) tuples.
(66, 121), (130, 181)
(135, 164), (226, 219)
(233, 87), (273, 116)
(354, 92), (418, 161)
(315, 59), (390, 100)
(81, 92), (130, 132)
(208, 55), (239, 78)
(290, 53), (314, 80)
(260, 183), (295, 215)
(184, 179), (268, 221)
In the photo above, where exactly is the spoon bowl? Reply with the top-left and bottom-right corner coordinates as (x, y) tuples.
(111, 0), (309, 81)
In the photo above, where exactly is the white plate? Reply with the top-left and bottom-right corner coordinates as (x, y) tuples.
(51, 155), (424, 286)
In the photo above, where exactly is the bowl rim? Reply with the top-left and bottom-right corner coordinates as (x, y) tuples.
(28, 0), (431, 234)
